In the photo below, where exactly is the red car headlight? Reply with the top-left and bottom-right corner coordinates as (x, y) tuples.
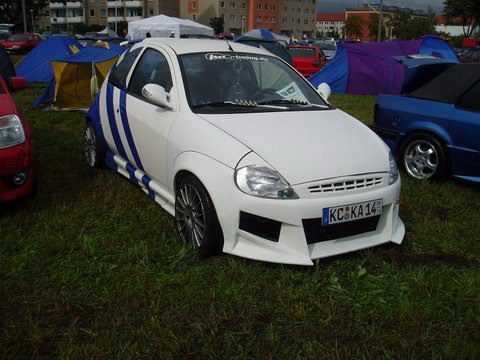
(0, 114), (25, 149)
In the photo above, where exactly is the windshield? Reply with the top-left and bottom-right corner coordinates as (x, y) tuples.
(179, 52), (329, 113)
(8, 34), (27, 41)
(288, 47), (316, 58)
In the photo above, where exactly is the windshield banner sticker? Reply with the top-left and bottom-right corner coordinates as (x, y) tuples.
(276, 82), (308, 102)
(205, 53), (268, 62)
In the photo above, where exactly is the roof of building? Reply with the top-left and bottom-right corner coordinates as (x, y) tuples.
(316, 13), (345, 22)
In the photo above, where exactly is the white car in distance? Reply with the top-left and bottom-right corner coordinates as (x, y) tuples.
(85, 38), (404, 265)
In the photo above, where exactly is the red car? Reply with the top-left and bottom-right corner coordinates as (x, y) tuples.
(0, 75), (34, 203)
(287, 45), (326, 77)
(0, 33), (44, 54)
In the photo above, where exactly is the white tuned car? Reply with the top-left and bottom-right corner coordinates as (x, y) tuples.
(85, 39), (404, 265)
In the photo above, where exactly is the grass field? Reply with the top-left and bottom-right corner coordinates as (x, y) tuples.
(1, 73), (480, 357)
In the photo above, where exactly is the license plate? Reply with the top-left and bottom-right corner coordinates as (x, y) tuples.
(322, 199), (383, 226)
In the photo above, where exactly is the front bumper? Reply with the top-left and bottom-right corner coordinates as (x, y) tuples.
(0, 142), (35, 203)
(215, 172), (404, 266)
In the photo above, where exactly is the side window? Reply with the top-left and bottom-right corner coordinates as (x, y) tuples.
(457, 81), (480, 112)
(109, 48), (141, 89)
(128, 48), (173, 97)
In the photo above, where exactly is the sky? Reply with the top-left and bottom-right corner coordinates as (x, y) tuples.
(317, 0), (445, 13)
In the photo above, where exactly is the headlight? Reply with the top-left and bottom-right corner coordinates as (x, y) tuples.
(388, 151), (399, 185)
(235, 165), (298, 199)
(0, 114), (25, 149)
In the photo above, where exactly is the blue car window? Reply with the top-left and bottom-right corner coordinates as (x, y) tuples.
(457, 81), (480, 112)
(109, 48), (141, 90)
(128, 48), (173, 96)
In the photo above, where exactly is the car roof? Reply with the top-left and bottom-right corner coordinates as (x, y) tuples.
(408, 63), (480, 103)
(139, 38), (274, 57)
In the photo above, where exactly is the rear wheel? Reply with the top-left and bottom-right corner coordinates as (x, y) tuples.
(175, 175), (223, 258)
(401, 133), (447, 180)
(85, 121), (105, 168)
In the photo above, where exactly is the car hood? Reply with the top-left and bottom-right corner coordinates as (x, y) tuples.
(197, 109), (389, 185)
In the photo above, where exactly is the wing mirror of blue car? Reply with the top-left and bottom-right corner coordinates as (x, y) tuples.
(317, 82), (331, 101)
(142, 83), (172, 110)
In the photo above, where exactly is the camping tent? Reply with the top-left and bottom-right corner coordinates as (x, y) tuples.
(33, 45), (125, 109)
(309, 36), (458, 95)
(16, 36), (82, 83)
(128, 14), (214, 39)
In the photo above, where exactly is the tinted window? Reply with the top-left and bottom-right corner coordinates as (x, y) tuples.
(288, 47), (316, 58)
(128, 48), (173, 96)
(109, 48), (141, 89)
(457, 81), (480, 112)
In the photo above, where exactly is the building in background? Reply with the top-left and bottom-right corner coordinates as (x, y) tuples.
(180, 0), (316, 37)
(35, 0), (179, 33)
(316, 13), (344, 37)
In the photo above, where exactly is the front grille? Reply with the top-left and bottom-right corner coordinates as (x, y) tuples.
(308, 177), (383, 194)
(302, 215), (380, 244)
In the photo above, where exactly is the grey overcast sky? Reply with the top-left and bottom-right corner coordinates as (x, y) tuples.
(317, 0), (445, 13)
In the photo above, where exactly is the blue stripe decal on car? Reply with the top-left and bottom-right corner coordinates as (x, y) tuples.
(106, 83), (128, 160)
(125, 162), (138, 183)
(148, 190), (155, 200)
(119, 90), (145, 172)
(105, 151), (118, 171)
(141, 174), (152, 189)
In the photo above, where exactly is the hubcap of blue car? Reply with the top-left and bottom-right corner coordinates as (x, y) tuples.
(404, 140), (438, 179)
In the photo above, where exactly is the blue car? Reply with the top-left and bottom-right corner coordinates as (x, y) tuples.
(372, 60), (480, 183)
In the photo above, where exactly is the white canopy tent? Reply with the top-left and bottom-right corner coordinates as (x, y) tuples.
(128, 15), (214, 40)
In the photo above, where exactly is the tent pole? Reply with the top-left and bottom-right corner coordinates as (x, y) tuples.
(377, 0), (383, 42)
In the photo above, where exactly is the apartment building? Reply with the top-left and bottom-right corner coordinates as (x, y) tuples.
(36, 0), (179, 32)
(180, 0), (316, 37)
(316, 13), (345, 37)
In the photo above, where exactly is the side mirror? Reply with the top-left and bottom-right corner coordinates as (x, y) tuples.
(142, 83), (172, 110)
(10, 77), (28, 91)
(317, 82), (331, 101)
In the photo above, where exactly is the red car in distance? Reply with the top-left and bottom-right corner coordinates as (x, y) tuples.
(0, 75), (34, 203)
(287, 45), (326, 77)
(459, 50), (480, 63)
(0, 33), (44, 54)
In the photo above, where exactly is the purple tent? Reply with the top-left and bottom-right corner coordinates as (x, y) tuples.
(309, 36), (458, 95)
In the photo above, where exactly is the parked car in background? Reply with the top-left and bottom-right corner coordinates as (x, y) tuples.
(0, 32), (10, 41)
(372, 62), (480, 183)
(0, 56), (34, 202)
(287, 45), (326, 77)
(0, 33), (44, 54)
(85, 38), (404, 265)
(459, 50), (480, 63)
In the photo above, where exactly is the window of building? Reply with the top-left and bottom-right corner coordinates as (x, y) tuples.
(271, 16), (276, 23)
(283, 7), (287, 12)
(220, 1), (225, 8)
(193, 14), (196, 20)
(90, 9), (94, 17)
(304, 19), (308, 24)
(241, 3), (246, 9)
(230, 14), (236, 21)
(149, 8), (154, 15)
(264, 3), (268, 9)
(264, 16), (267, 21)
(192, 1), (196, 9)
(296, 18), (300, 23)
(257, 3), (262, 10)
(297, 8), (300, 13)
(45, 10), (50, 17)
(230, 2), (235, 8)
(271, 4), (276, 10)
(282, 18), (287, 24)
(291, 18), (294, 23)
(257, 16), (261, 22)
(101, 8), (107, 17)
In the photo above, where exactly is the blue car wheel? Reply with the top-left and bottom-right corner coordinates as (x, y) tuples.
(401, 133), (447, 180)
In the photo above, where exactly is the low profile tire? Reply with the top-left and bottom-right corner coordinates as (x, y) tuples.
(175, 175), (223, 258)
(85, 121), (105, 168)
(400, 133), (448, 180)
